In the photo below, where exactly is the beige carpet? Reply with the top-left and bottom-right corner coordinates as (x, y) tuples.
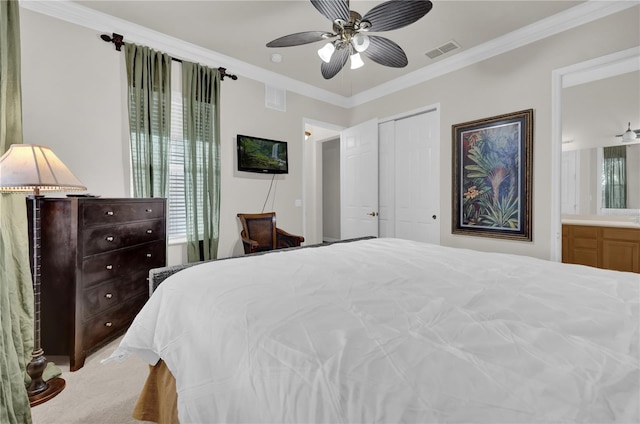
(30, 335), (153, 424)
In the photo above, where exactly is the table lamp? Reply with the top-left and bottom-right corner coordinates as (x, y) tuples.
(0, 144), (86, 406)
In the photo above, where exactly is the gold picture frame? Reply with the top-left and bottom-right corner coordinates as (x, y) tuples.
(452, 109), (533, 241)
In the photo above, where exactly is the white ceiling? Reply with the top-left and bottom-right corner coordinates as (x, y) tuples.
(72, 0), (586, 97)
(28, 1), (638, 144)
(563, 71), (640, 151)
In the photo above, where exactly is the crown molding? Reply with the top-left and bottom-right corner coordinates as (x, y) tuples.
(348, 0), (638, 107)
(19, 0), (354, 108)
(20, 0), (638, 109)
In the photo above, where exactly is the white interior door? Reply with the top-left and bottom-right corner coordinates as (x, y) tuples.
(394, 111), (440, 244)
(340, 119), (379, 239)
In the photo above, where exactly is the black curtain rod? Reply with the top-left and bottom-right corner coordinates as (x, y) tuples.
(100, 32), (238, 81)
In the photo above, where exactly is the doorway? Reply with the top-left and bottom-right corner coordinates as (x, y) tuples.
(303, 105), (441, 245)
(302, 119), (342, 245)
(551, 47), (640, 261)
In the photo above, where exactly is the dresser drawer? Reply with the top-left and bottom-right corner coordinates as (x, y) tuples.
(81, 270), (149, 320)
(83, 219), (165, 256)
(82, 200), (165, 226)
(82, 241), (166, 289)
(81, 294), (147, 351)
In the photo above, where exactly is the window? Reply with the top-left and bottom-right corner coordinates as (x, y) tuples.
(602, 145), (627, 209)
(129, 62), (211, 243)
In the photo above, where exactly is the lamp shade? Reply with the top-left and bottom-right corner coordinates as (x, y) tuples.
(317, 42), (335, 63)
(350, 52), (365, 70)
(0, 144), (86, 194)
(352, 34), (370, 53)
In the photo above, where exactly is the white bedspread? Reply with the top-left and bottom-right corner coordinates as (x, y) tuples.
(108, 238), (640, 423)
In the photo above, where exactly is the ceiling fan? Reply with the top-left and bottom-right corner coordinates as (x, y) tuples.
(266, 0), (433, 80)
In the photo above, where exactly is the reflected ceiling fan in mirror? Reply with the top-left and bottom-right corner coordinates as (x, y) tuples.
(267, 0), (433, 79)
(616, 122), (639, 143)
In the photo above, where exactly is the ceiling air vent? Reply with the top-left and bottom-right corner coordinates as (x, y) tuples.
(425, 40), (460, 59)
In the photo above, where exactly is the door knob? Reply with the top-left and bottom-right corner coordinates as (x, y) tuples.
(368, 212), (378, 217)
(432, 215), (437, 220)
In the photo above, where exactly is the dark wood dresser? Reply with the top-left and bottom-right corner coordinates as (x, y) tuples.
(38, 197), (166, 370)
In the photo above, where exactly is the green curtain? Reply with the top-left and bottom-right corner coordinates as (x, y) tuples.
(125, 43), (172, 198)
(603, 146), (627, 209)
(182, 62), (221, 262)
(0, 0), (34, 422)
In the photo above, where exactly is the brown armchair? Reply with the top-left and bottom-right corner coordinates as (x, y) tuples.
(237, 212), (305, 254)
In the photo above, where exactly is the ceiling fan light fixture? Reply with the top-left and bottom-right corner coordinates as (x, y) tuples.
(622, 122), (637, 143)
(270, 0), (434, 79)
(352, 33), (370, 53)
(318, 42), (335, 63)
(350, 52), (364, 70)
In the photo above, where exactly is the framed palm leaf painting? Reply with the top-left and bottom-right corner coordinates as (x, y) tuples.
(452, 109), (533, 241)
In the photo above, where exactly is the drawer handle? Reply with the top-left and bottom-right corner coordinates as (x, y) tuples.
(105, 211), (114, 216)
(106, 236), (115, 242)
(146, 253), (152, 258)
(146, 208), (153, 213)
(104, 322), (113, 327)
(146, 229), (153, 234)
(104, 293), (113, 299)
(106, 264), (113, 270)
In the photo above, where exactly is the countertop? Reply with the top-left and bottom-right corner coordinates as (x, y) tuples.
(562, 215), (640, 228)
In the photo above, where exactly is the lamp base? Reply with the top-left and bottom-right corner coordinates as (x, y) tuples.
(26, 348), (65, 407)
(29, 376), (65, 407)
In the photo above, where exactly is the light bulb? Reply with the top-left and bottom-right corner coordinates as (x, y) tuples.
(352, 33), (370, 53)
(350, 52), (364, 70)
(317, 43), (335, 63)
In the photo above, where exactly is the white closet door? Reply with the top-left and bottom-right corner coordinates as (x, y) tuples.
(378, 120), (395, 238)
(394, 111), (440, 244)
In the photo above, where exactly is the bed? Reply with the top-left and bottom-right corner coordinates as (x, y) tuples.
(106, 237), (639, 423)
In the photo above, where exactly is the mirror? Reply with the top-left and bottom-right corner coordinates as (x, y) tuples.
(561, 70), (640, 216)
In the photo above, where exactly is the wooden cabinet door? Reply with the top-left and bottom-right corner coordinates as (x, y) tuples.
(600, 227), (640, 273)
(563, 224), (640, 273)
(564, 225), (598, 268)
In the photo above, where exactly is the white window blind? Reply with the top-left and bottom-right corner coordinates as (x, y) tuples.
(168, 93), (187, 241)
(165, 87), (209, 242)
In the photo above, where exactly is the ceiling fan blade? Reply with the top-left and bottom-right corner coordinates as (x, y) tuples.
(362, 0), (433, 32)
(362, 36), (408, 68)
(267, 31), (333, 48)
(311, 0), (350, 23)
(321, 46), (349, 79)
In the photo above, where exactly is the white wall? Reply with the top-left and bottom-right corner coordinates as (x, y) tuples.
(322, 138), (340, 241)
(19, 5), (639, 263)
(348, 7), (639, 260)
(20, 10), (129, 199)
(628, 144), (640, 209)
(19, 8), (349, 263)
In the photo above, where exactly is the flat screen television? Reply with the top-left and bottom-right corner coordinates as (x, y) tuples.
(237, 134), (288, 174)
